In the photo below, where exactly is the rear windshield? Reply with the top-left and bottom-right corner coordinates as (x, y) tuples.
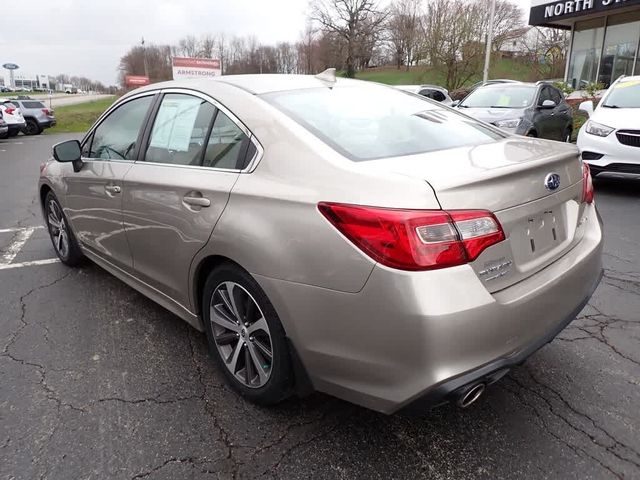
(22, 101), (46, 108)
(460, 85), (537, 109)
(601, 80), (640, 108)
(262, 85), (504, 161)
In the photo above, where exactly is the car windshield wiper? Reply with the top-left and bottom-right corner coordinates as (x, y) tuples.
(602, 104), (620, 108)
(457, 104), (469, 108)
(489, 105), (511, 108)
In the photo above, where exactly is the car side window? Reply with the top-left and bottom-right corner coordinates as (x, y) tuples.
(145, 94), (216, 166)
(90, 95), (153, 160)
(537, 87), (552, 106)
(203, 110), (250, 170)
(420, 89), (446, 102)
(549, 88), (563, 105)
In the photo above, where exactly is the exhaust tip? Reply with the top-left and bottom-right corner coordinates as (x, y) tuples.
(456, 383), (485, 408)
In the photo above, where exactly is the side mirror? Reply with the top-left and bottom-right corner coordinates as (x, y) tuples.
(451, 100), (460, 107)
(578, 100), (594, 117)
(53, 140), (83, 172)
(540, 99), (556, 109)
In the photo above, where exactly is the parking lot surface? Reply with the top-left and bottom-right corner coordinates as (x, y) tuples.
(1, 134), (639, 479)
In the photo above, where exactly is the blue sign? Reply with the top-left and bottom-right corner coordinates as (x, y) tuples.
(2, 63), (19, 70)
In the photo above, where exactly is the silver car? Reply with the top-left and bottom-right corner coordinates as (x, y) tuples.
(39, 73), (603, 414)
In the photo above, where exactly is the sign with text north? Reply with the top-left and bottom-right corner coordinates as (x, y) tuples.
(529, 0), (640, 26)
(172, 57), (221, 80)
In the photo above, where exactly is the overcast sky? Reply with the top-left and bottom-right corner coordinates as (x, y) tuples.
(0, 0), (533, 85)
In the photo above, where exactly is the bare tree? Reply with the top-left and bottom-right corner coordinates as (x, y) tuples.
(311, 0), (388, 77)
(473, 0), (524, 52)
(387, 0), (422, 70)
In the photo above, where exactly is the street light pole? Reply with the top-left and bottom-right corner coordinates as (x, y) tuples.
(483, 0), (497, 83)
(142, 37), (149, 79)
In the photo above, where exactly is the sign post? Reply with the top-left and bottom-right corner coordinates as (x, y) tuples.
(2, 63), (19, 89)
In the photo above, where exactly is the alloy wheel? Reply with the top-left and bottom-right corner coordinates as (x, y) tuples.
(47, 199), (69, 259)
(210, 281), (273, 388)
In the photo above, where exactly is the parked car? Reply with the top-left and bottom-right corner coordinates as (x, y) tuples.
(455, 82), (574, 141)
(0, 99), (26, 138)
(395, 84), (453, 106)
(0, 111), (8, 138)
(577, 75), (640, 176)
(40, 73), (602, 414)
(9, 98), (56, 135)
(0, 86), (12, 93)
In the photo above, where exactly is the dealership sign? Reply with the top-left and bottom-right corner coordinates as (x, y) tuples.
(172, 57), (221, 80)
(125, 75), (150, 87)
(2, 63), (19, 70)
(530, 0), (640, 25)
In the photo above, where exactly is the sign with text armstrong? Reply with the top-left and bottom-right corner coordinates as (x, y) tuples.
(530, 0), (640, 25)
(172, 57), (221, 80)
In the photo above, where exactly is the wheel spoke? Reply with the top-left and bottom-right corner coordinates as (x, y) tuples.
(56, 231), (63, 251)
(244, 345), (254, 384)
(210, 304), (241, 332)
(214, 331), (238, 346)
(245, 295), (256, 322)
(48, 214), (60, 229)
(248, 343), (269, 384)
(226, 282), (245, 322)
(253, 338), (273, 360)
(227, 340), (243, 374)
(247, 316), (269, 335)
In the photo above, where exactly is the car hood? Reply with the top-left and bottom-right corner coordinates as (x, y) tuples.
(591, 107), (639, 129)
(457, 107), (526, 125)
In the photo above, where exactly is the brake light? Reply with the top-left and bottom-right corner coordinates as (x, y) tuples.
(582, 162), (594, 204)
(42, 108), (50, 116)
(4, 107), (15, 115)
(318, 203), (505, 271)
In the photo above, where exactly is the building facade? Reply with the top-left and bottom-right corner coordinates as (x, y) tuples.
(529, 0), (640, 89)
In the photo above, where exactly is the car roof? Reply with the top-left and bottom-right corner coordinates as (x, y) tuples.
(132, 75), (367, 96)
(479, 82), (537, 89)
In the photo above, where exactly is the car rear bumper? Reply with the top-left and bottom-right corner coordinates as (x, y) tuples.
(254, 203), (603, 414)
(40, 118), (56, 128)
(577, 128), (640, 171)
(8, 123), (25, 133)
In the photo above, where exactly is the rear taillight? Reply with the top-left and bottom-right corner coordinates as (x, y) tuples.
(4, 107), (15, 115)
(42, 108), (50, 116)
(318, 203), (505, 271)
(582, 162), (594, 204)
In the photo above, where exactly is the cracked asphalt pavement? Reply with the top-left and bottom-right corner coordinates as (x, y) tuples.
(1, 134), (639, 479)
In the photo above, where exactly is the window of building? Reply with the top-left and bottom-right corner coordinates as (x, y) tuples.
(568, 18), (605, 90)
(598, 12), (640, 87)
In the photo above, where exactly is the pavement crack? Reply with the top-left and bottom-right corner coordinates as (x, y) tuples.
(130, 456), (199, 479)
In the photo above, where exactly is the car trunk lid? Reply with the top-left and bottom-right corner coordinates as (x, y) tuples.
(359, 137), (587, 291)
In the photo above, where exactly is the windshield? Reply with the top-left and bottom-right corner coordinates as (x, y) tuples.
(602, 79), (640, 108)
(263, 85), (503, 161)
(460, 85), (536, 109)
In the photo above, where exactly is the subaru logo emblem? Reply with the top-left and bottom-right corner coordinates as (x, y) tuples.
(544, 173), (561, 191)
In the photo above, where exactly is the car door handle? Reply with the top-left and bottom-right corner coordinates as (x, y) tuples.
(105, 185), (121, 194)
(183, 195), (211, 207)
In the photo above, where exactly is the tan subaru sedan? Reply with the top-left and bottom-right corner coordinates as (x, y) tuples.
(39, 73), (603, 414)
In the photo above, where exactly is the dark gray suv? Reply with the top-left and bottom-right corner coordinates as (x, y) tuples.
(456, 82), (573, 142)
(9, 98), (56, 135)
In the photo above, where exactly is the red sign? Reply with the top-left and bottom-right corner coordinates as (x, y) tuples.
(125, 75), (150, 87)
(172, 57), (220, 69)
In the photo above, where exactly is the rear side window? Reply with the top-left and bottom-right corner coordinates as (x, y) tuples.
(145, 94), (216, 166)
(263, 85), (503, 161)
(420, 89), (446, 102)
(90, 95), (153, 160)
(203, 111), (250, 170)
(23, 101), (46, 108)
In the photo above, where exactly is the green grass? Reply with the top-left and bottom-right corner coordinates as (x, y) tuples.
(48, 97), (115, 133)
(354, 58), (545, 88)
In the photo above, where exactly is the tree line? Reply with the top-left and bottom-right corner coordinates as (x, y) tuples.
(119, 0), (565, 91)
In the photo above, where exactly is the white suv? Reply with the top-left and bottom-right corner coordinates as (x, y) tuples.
(577, 75), (640, 176)
(0, 99), (26, 138)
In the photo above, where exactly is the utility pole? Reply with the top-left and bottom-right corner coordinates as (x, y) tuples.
(142, 37), (149, 79)
(483, 0), (496, 83)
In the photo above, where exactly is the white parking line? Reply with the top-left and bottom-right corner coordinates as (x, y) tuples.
(0, 258), (60, 270)
(0, 226), (44, 234)
(0, 227), (36, 265)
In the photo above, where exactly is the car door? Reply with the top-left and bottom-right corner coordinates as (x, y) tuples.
(550, 87), (572, 140)
(63, 93), (155, 271)
(121, 90), (255, 308)
(534, 86), (563, 140)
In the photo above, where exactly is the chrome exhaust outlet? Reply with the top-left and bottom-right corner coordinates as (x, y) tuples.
(455, 383), (485, 408)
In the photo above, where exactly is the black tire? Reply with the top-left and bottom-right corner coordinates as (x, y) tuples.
(24, 118), (42, 136)
(7, 129), (18, 137)
(0, 131), (7, 139)
(526, 130), (537, 138)
(202, 263), (293, 405)
(44, 191), (84, 266)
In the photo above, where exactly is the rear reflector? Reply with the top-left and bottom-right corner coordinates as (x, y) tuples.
(318, 203), (505, 271)
(582, 162), (594, 204)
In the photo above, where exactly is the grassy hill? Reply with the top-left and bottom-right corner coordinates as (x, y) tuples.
(354, 58), (541, 88)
